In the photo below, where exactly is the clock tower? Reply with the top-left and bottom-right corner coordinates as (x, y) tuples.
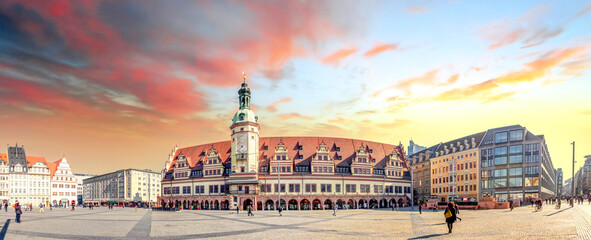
(230, 73), (260, 174)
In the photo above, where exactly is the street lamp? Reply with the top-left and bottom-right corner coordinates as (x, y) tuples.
(277, 156), (281, 212)
(572, 141), (575, 197)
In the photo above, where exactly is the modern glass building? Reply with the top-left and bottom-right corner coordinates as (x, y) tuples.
(479, 125), (556, 202)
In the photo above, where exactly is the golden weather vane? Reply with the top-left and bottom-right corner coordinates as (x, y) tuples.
(242, 72), (246, 83)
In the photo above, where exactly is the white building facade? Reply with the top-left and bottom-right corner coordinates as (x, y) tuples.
(84, 169), (161, 205)
(5, 145), (51, 206)
(50, 157), (78, 207)
(0, 155), (8, 204)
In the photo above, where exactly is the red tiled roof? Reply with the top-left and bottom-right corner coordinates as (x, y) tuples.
(0, 153), (7, 164)
(47, 159), (62, 178)
(168, 137), (407, 171)
(25, 156), (48, 170)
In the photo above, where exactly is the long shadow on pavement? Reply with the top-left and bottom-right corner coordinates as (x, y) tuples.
(0, 219), (10, 239)
(407, 233), (448, 239)
(545, 207), (571, 217)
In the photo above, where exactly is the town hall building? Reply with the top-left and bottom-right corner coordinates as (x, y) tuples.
(158, 75), (412, 211)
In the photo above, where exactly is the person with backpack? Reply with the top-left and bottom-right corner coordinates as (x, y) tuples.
(444, 202), (457, 233)
(15, 201), (22, 223)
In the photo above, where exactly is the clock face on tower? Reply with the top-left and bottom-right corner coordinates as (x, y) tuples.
(237, 133), (248, 153)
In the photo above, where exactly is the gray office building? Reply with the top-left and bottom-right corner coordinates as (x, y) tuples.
(479, 125), (556, 202)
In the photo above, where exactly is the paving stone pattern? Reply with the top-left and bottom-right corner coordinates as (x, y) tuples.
(0, 204), (588, 239)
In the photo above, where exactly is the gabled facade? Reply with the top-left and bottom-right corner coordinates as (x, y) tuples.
(159, 76), (412, 211)
(50, 157), (78, 206)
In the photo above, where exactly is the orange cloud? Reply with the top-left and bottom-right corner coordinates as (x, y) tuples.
(322, 47), (358, 65)
(371, 69), (441, 98)
(277, 113), (314, 120)
(434, 46), (590, 102)
(406, 7), (430, 14)
(496, 46), (589, 84)
(266, 97), (292, 112)
(446, 74), (460, 85)
(396, 69), (440, 89)
(561, 59), (591, 76)
(363, 44), (398, 58)
(328, 117), (347, 124)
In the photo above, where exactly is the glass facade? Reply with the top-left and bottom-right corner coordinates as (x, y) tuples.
(495, 132), (508, 144)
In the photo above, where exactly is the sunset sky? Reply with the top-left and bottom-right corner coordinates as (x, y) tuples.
(0, 0), (590, 179)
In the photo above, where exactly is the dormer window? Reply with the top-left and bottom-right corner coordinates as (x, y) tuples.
(239, 113), (245, 120)
(264, 146), (268, 150)
(336, 147), (340, 152)
(299, 146), (303, 150)
(323, 156), (328, 160)
(299, 155), (303, 159)
(369, 149), (373, 153)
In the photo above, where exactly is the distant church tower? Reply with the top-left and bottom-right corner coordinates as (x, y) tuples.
(230, 72), (260, 173)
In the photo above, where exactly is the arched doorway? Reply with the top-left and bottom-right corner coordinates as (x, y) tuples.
(336, 199), (345, 209)
(358, 199), (366, 209)
(204, 200), (210, 210)
(265, 200), (275, 210)
(288, 199), (298, 210)
(397, 198), (403, 207)
(243, 199), (253, 210)
(347, 199), (356, 209)
(183, 200), (187, 209)
(312, 199), (322, 210)
(380, 198), (387, 208)
(213, 200), (219, 210)
(300, 199), (310, 210)
(369, 199), (378, 209)
(324, 199), (333, 210)
(221, 200), (229, 210)
(256, 201), (262, 211)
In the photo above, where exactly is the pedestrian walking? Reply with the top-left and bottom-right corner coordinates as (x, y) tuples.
(236, 206), (239, 214)
(15, 201), (22, 223)
(453, 202), (462, 221)
(418, 202), (422, 214)
(509, 199), (514, 211)
(333, 205), (338, 216)
(444, 202), (457, 233)
(39, 203), (45, 213)
(72, 204), (75, 211)
(4, 202), (7, 212)
(247, 205), (254, 217)
(278, 206), (283, 217)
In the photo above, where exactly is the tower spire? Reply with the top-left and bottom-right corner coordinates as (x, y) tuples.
(242, 71), (247, 84)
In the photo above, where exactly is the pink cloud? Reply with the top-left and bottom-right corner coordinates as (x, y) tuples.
(266, 97), (292, 113)
(363, 44), (399, 58)
(322, 47), (358, 65)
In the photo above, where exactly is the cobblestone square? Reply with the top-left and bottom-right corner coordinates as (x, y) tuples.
(0, 204), (589, 239)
